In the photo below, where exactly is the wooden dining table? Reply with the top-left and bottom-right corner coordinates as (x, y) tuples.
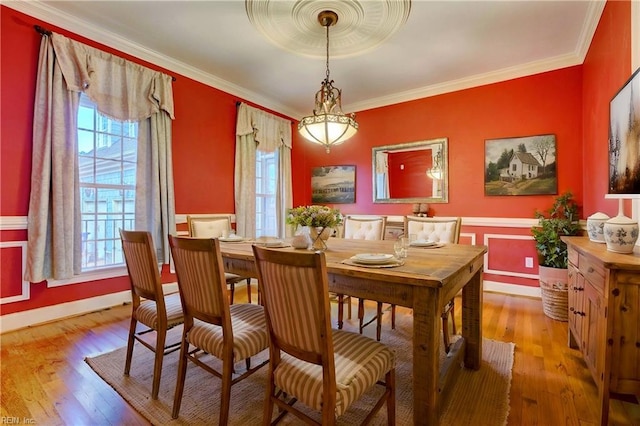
(219, 237), (487, 426)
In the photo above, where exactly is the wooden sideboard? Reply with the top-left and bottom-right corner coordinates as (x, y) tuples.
(563, 237), (640, 425)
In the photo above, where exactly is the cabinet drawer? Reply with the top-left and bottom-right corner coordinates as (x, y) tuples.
(578, 254), (605, 291)
(568, 248), (579, 267)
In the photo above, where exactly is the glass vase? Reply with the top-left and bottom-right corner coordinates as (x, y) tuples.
(309, 227), (328, 251)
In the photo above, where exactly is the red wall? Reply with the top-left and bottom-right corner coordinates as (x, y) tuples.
(581, 0), (632, 217)
(292, 67), (585, 218)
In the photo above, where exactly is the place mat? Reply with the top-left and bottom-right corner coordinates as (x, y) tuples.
(86, 308), (514, 425)
(218, 237), (247, 243)
(342, 258), (404, 268)
(411, 242), (445, 249)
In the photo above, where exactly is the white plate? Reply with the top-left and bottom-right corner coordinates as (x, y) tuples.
(265, 241), (289, 248)
(351, 253), (395, 265)
(410, 240), (438, 247)
(219, 236), (244, 242)
(414, 242), (445, 249)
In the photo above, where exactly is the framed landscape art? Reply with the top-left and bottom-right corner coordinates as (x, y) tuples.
(311, 165), (356, 204)
(609, 67), (640, 196)
(484, 134), (557, 196)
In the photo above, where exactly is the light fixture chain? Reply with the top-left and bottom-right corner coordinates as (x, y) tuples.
(325, 22), (330, 81)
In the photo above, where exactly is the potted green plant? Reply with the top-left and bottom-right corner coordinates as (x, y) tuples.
(531, 191), (581, 321)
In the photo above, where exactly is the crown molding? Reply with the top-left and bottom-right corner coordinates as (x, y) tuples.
(344, 51), (583, 113)
(574, 0), (606, 62)
(344, 1), (606, 114)
(3, 0), (607, 121)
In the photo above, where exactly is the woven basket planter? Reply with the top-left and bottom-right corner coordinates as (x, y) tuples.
(539, 265), (568, 322)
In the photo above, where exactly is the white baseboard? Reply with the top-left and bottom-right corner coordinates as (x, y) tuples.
(484, 280), (541, 298)
(0, 282), (178, 334)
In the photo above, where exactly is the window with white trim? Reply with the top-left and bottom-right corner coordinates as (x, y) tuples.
(255, 149), (278, 237)
(77, 94), (137, 270)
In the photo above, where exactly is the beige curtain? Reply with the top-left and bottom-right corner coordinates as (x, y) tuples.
(25, 32), (175, 282)
(235, 103), (292, 238)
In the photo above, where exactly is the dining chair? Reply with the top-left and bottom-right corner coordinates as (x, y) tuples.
(405, 216), (462, 352)
(252, 246), (396, 425)
(187, 214), (253, 304)
(119, 229), (184, 400)
(340, 215), (390, 341)
(168, 235), (269, 424)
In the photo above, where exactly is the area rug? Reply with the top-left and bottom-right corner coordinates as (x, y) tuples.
(86, 310), (514, 425)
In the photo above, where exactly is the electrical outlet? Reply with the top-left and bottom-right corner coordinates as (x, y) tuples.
(525, 257), (534, 268)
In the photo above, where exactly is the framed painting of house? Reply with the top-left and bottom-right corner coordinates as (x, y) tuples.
(311, 165), (356, 203)
(608, 67), (640, 196)
(484, 134), (557, 196)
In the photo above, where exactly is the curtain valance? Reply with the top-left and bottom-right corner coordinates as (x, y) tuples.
(236, 103), (291, 152)
(51, 33), (174, 122)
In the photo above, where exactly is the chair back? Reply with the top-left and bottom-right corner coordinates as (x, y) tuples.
(120, 229), (163, 302)
(404, 216), (462, 243)
(252, 246), (334, 367)
(187, 214), (232, 238)
(168, 235), (231, 328)
(342, 215), (387, 240)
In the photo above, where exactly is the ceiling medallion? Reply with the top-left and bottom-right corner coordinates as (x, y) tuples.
(246, 0), (411, 58)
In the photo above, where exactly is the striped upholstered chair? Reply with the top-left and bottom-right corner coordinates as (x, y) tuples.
(252, 246), (396, 425)
(119, 230), (184, 400)
(340, 215), (390, 340)
(168, 235), (269, 424)
(187, 214), (253, 304)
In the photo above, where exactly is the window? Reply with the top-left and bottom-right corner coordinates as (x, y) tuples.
(77, 94), (137, 270)
(255, 150), (278, 237)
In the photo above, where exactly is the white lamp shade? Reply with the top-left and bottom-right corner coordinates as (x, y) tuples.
(298, 113), (358, 152)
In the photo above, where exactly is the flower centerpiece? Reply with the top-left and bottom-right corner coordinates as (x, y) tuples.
(286, 205), (342, 251)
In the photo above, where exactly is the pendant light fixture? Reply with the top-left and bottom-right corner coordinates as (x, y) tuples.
(298, 10), (358, 154)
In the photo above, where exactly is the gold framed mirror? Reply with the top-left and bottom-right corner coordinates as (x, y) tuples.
(372, 138), (448, 204)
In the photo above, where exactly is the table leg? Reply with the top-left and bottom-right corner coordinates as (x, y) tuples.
(462, 269), (483, 369)
(412, 286), (440, 426)
(337, 294), (345, 329)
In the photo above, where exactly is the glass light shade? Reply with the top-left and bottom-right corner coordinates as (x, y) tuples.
(298, 113), (358, 153)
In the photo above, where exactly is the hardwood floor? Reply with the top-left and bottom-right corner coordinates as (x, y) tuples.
(1, 290), (638, 425)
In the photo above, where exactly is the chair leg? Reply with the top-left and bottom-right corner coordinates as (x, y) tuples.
(358, 299), (365, 334)
(386, 368), (396, 425)
(124, 316), (137, 376)
(450, 299), (457, 335)
(337, 294), (344, 329)
(442, 314), (451, 354)
(376, 302), (383, 342)
(347, 296), (352, 319)
(229, 282), (235, 305)
(263, 369), (275, 426)
(442, 299), (455, 354)
(172, 338), (190, 419)
(219, 357), (233, 425)
(246, 278), (252, 304)
(391, 304), (396, 330)
(150, 326), (167, 399)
